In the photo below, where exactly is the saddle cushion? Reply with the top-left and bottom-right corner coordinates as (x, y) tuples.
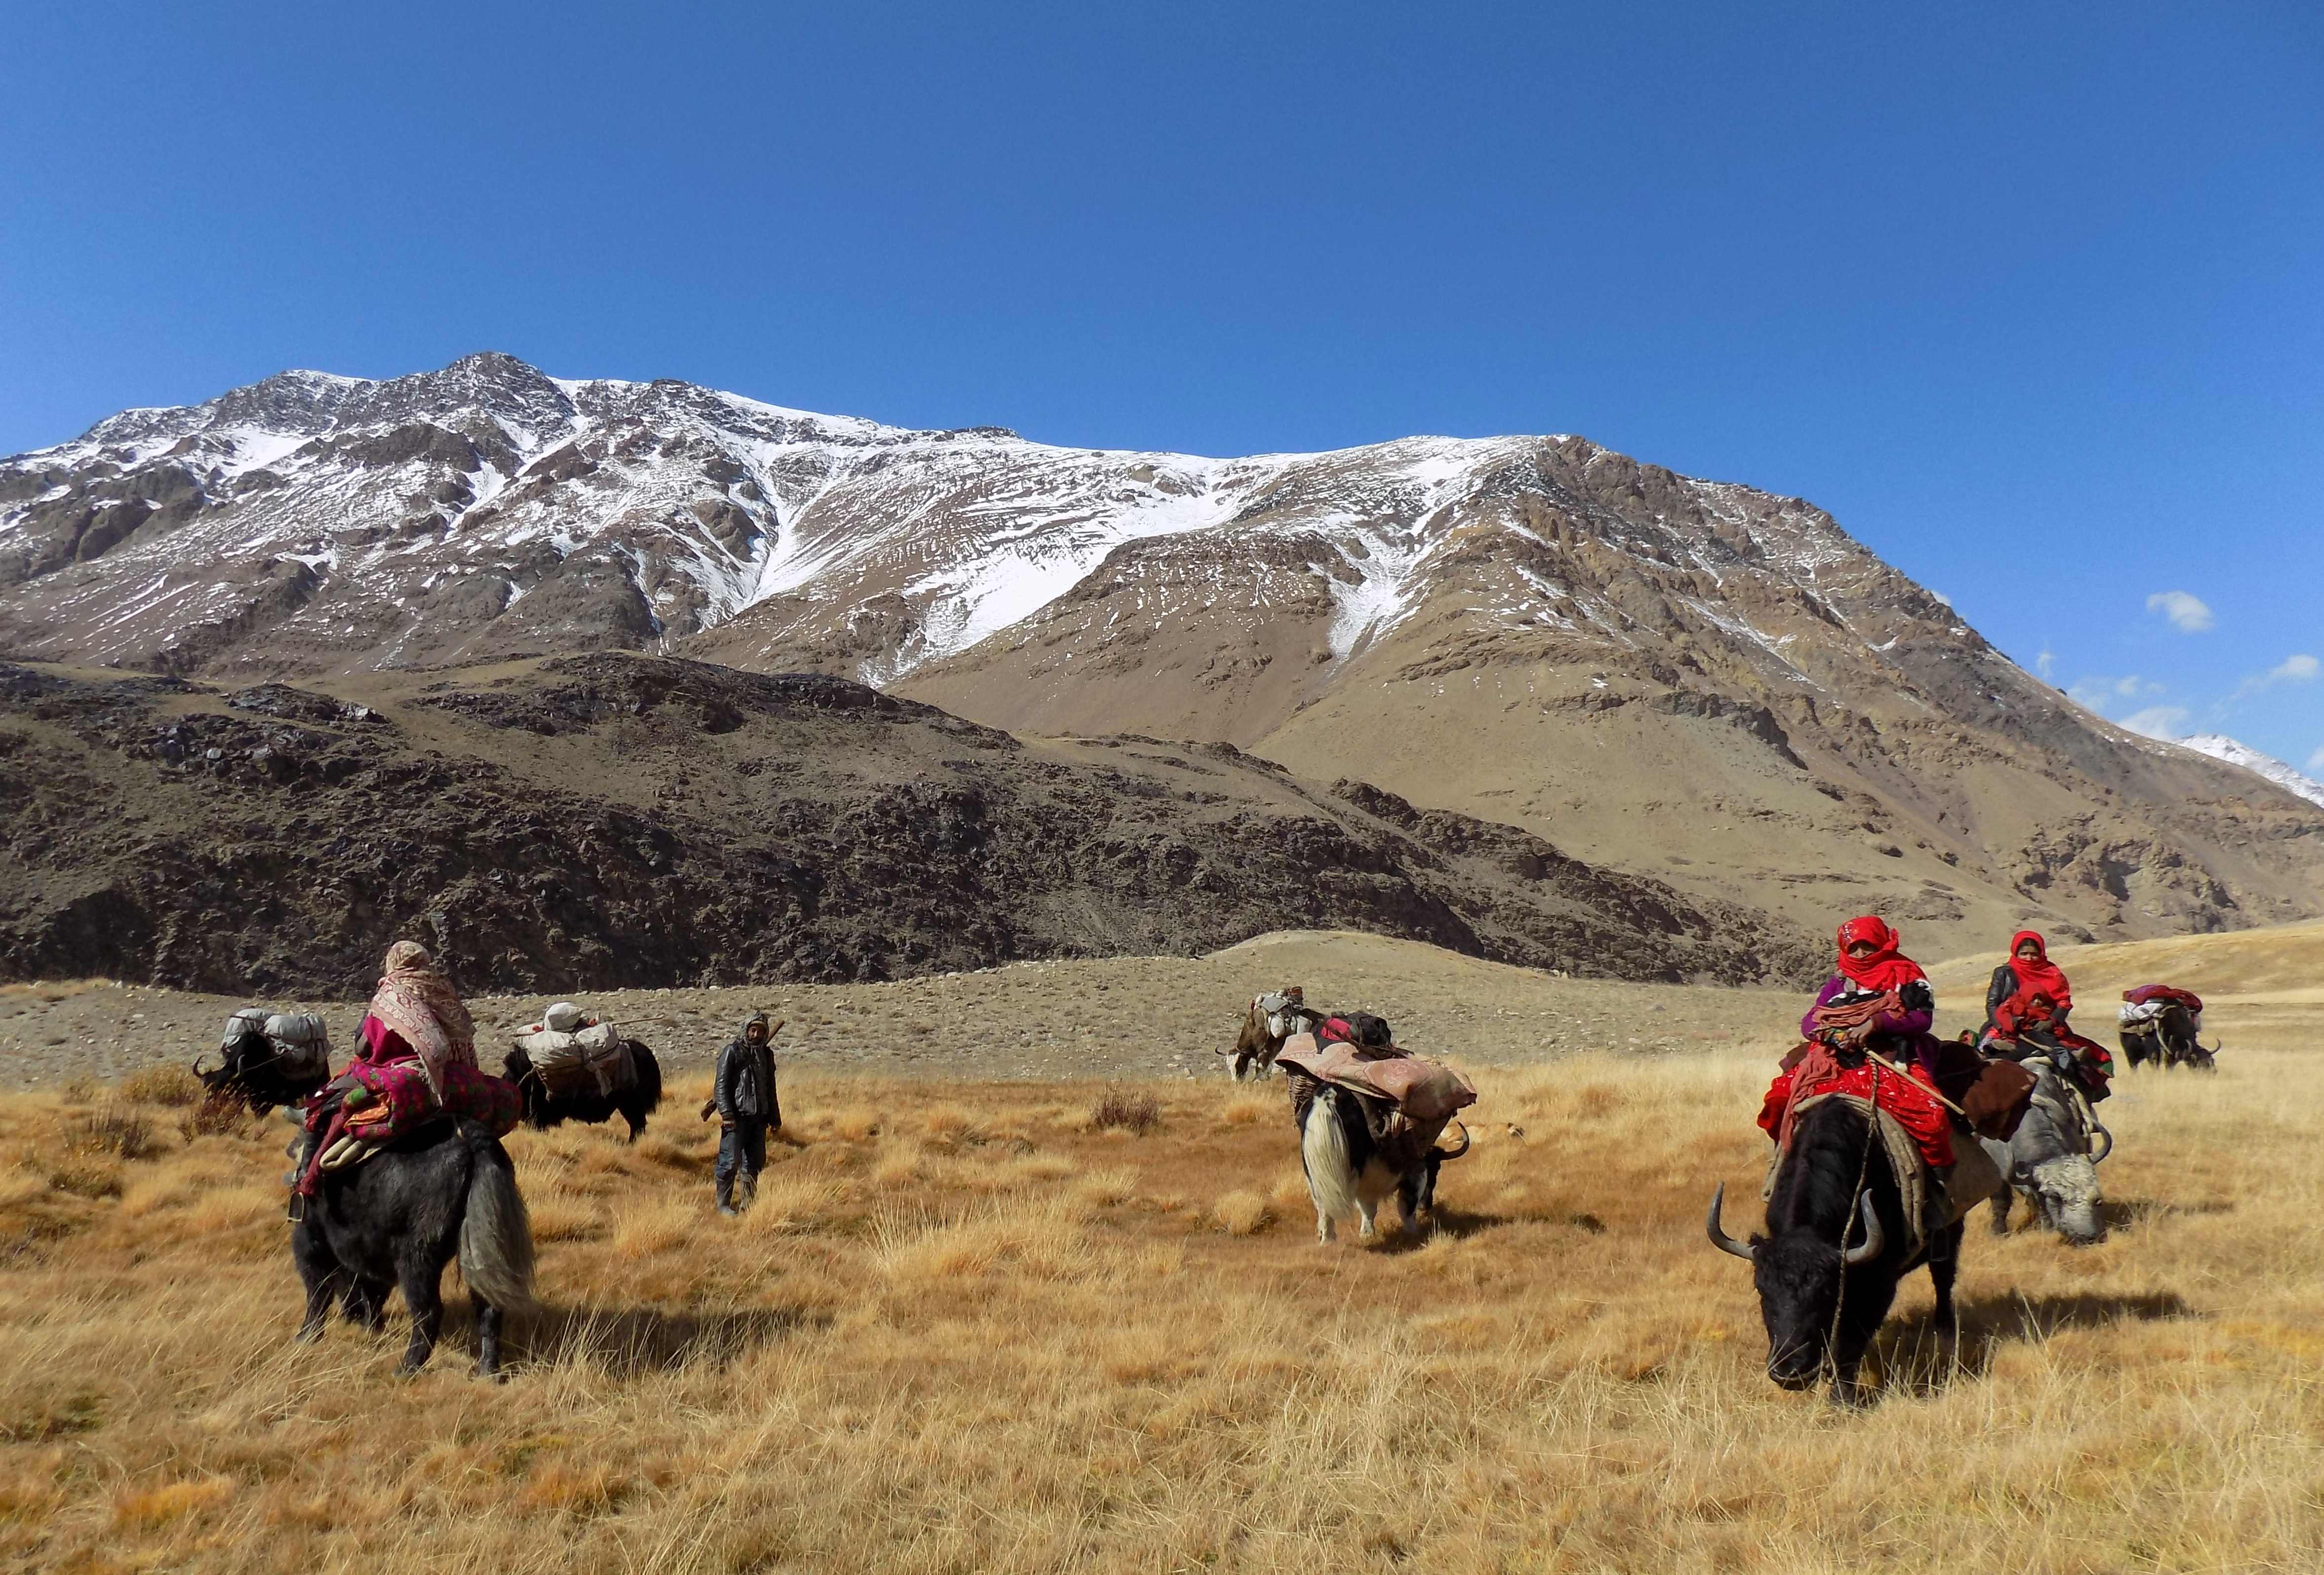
(341, 1059), (520, 1142)
(1274, 1035), (1477, 1121)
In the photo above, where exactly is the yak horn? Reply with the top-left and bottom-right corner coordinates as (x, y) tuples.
(1434, 1120), (1472, 1161)
(1841, 1192), (1884, 1267)
(190, 1052), (220, 1080)
(1706, 1183), (1755, 1262)
(2088, 1122), (2114, 1164)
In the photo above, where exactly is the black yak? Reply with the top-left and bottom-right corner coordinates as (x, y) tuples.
(1707, 1095), (1961, 1407)
(194, 1011), (331, 1115)
(291, 1117), (535, 1377)
(1294, 1078), (1471, 1243)
(502, 1038), (664, 1142)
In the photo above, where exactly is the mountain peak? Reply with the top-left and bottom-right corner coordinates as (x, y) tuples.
(2, 358), (2320, 955)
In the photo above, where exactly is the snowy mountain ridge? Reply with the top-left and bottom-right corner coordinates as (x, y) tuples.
(0, 351), (1906, 687)
(2175, 733), (2324, 811)
(6, 351), (2324, 955)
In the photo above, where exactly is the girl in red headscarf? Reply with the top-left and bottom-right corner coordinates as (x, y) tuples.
(1758, 916), (1955, 1167)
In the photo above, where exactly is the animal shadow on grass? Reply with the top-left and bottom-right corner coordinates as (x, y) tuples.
(1364, 1203), (1584, 1253)
(1876, 1290), (2195, 1398)
(2099, 1196), (2233, 1234)
(487, 1303), (831, 1376)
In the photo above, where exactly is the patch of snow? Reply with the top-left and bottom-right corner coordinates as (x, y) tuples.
(2175, 734), (2324, 810)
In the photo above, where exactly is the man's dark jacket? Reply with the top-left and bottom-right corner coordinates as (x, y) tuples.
(715, 1012), (779, 1125)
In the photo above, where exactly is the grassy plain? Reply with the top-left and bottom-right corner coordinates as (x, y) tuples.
(2, 924), (2320, 1571)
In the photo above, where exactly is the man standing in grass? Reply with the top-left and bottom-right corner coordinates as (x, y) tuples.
(708, 1012), (781, 1216)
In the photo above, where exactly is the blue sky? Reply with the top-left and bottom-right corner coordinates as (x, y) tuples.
(5, 4), (2320, 770)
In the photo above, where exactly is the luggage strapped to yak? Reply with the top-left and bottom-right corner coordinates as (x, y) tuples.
(212, 1007), (333, 1083)
(1275, 1030), (1478, 1162)
(518, 1017), (633, 1097)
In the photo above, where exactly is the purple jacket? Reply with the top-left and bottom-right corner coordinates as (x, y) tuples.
(1801, 975), (1935, 1045)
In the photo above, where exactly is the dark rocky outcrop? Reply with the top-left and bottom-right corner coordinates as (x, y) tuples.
(0, 655), (1820, 995)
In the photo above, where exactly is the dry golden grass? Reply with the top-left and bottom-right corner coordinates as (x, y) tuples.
(1, 1017), (2321, 1570)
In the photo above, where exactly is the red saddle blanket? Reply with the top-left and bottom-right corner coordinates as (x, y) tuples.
(1759, 1044), (1953, 1169)
(296, 1060), (520, 1199)
(340, 1059), (520, 1143)
(2123, 983), (2204, 1014)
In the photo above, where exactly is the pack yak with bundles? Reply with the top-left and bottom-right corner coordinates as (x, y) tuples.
(1276, 1012), (1476, 1243)
(196, 1008), (335, 1114)
(502, 1002), (665, 1142)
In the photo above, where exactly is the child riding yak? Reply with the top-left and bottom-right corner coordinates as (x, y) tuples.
(1980, 930), (2114, 1102)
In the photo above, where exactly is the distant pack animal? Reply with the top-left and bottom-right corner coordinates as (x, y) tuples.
(1707, 1093), (1964, 1407)
(1281, 1023), (1474, 1242)
(1224, 987), (1316, 1081)
(290, 1117), (535, 1377)
(2118, 987), (2215, 1072)
(501, 1003), (663, 1141)
(1980, 1061), (2111, 1245)
(194, 1008), (333, 1115)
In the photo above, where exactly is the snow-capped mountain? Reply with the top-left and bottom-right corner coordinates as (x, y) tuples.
(0, 350), (1949, 688)
(5, 352), (2321, 952)
(2176, 734), (2324, 810)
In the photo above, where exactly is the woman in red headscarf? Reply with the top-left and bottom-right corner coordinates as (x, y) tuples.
(1982, 930), (2112, 1100)
(1757, 916), (1957, 1168)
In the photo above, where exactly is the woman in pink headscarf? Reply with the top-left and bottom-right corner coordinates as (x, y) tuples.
(356, 940), (478, 1100)
(292, 942), (505, 1209)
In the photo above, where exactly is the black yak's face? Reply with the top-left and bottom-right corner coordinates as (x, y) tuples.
(1753, 1234), (1843, 1389)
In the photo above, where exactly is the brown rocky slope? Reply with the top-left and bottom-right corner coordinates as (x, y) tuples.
(0, 654), (1819, 996)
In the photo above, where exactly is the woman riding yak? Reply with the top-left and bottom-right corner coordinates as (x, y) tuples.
(291, 942), (518, 1213)
(1980, 930), (2113, 1101)
(1758, 917), (1987, 1218)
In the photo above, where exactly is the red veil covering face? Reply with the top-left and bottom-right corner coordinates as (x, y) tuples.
(2004, 930), (2072, 1017)
(364, 940), (477, 1100)
(1833, 916), (1925, 995)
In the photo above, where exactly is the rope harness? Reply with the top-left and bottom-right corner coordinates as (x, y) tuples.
(1821, 1059), (1880, 1391)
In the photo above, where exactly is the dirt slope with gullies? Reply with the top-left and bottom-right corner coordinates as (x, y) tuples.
(0, 655), (1822, 999)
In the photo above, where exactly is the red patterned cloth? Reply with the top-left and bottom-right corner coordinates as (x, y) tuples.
(1759, 1043), (1954, 1168)
(294, 1061), (520, 1199)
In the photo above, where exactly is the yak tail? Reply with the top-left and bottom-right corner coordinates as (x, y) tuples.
(458, 1129), (536, 1312)
(631, 1042), (665, 1113)
(1301, 1091), (1358, 1225)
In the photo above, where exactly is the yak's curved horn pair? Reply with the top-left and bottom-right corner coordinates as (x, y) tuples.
(1434, 1120), (1472, 1161)
(1708, 1183), (1880, 1266)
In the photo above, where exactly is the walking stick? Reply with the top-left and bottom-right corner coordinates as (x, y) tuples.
(1859, 1048), (1970, 1118)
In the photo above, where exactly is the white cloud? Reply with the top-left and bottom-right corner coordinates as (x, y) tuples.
(2146, 590), (2214, 633)
(2121, 705), (2191, 740)
(2035, 648), (2056, 679)
(2310, 746), (2324, 775)
(2227, 652), (2319, 702)
(2066, 674), (2159, 710)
